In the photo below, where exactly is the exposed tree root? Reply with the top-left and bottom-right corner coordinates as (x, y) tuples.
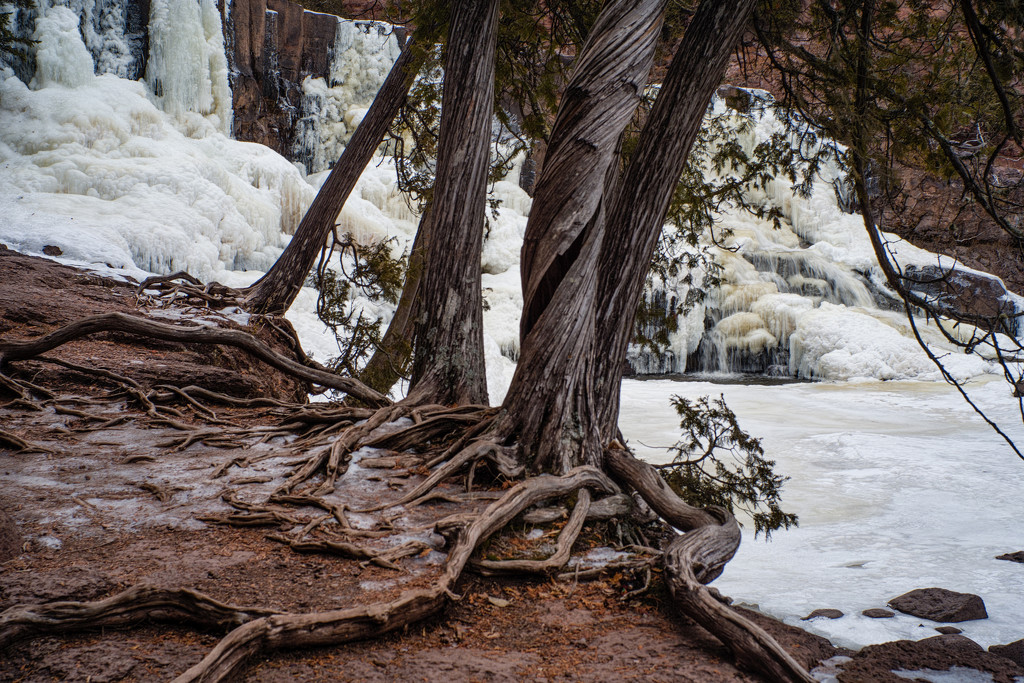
(0, 584), (278, 649)
(267, 534), (433, 570)
(0, 312), (388, 406)
(605, 444), (814, 682)
(472, 488), (592, 575)
(3, 330), (813, 683)
(0, 428), (53, 454)
(137, 272), (244, 310)
(663, 522), (815, 683)
(166, 467), (618, 682)
(277, 404), (410, 495)
(360, 436), (506, 512)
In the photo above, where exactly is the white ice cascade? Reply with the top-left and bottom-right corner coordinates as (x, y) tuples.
(295, 20), (402, 173)
(146, 0), (233, 135)
(13, 0), (150, 80)
(0, 0), (314, 280)
(623, 95), (1011, 382)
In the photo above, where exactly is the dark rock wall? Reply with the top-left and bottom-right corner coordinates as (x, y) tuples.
(222, 0), (341, 162)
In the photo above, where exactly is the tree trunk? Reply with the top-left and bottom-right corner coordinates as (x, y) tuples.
(592, 0), (759, 438)
(498, 0), (669, 473)
(243, 39), (417, 315)
(357, 205), (431, 394)
(517, 0), (668, 340)
(407, 0), (498, 406)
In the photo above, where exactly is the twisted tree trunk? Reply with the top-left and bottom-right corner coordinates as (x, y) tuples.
(592, 0), (760, 437)
(407, 0), (499, 406)
(499, 0), (669, 473)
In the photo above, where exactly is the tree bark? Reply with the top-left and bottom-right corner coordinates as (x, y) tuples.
(358, 205), (431, 394)
(518, 0), (668, 339)
(592, 0), (759, 437)
(407, 0), (499, 406)
(498, 0), (668, 473)
(243, 39), (418, 315)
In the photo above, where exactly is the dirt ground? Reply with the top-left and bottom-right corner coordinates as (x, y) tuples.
(2, 248), (1023, 682)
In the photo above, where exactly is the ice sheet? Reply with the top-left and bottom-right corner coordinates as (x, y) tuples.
(619, 376), (1024, 650)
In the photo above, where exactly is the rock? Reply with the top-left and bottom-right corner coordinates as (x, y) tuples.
(225, 0), (400, 172)
(990, 639), (1024, 667)
(717, 85), (754, 113)
(888, 588), (988, 623)
(903, 264), (1018, 333)
(0, 508), (20, 562)
(919, 634), (985, 652)
(42, 245), (62, 256)
(838, 633), (1023, 682)
(802, 608), (844, 620)
(935, 626), (963, 635)
(996, 550), (1024, 563)
(861, 608), (894, 619)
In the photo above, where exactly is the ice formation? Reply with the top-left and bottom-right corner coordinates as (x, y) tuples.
(146, 0), (233, 133)
(620, 377), (1024, 650)
(623, 96), (1014, 383)
(296, 20), (402, 173)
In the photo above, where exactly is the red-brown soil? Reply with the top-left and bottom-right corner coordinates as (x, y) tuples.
(2, 249), (1022, 682)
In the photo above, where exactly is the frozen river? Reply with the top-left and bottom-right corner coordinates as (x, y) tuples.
(620, 376), (1024, 649)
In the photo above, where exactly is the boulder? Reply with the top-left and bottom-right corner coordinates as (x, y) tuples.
(838, 633), (1023, 682)
(903, 264), (1017, 333)
(861, 608), (894, 619)
(888, 588), (988, 623)
(935, 626), (963, 635)
(989, 639), (1024, 667)
(802, 608), (844, 620)
(996, 550), (1024, 563)
(919, 634), (985, 652)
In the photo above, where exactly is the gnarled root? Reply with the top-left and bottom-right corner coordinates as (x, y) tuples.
(0, 584), (277, 649)
(472, 488), (592, 575)
(605, 444), (814, 682)
(663, 520), (814, 683)
(0, 312), (388, 407)
(137, 272), (244, 310)
(173, 466), (618, 682)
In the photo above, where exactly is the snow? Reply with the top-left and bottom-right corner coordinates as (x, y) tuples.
(619, 376), (1024, 650)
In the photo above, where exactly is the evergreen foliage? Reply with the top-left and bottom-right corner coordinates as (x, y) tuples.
(659, 394), (798, 539)
(312, 234), (406, 376)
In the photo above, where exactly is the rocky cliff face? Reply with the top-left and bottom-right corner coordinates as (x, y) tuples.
(223, 0), (402, 172)
(225, 0), (333, 159)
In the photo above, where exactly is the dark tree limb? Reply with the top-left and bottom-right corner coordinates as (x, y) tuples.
(244, 39), (419, 315)
(407, 0), (499, 406)
(0, 312), (389, 407)
(499, 0), (670, 474)
(593, 0), (760, 436)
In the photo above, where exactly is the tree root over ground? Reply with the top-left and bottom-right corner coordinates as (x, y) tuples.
(1, 312), (814, 682)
